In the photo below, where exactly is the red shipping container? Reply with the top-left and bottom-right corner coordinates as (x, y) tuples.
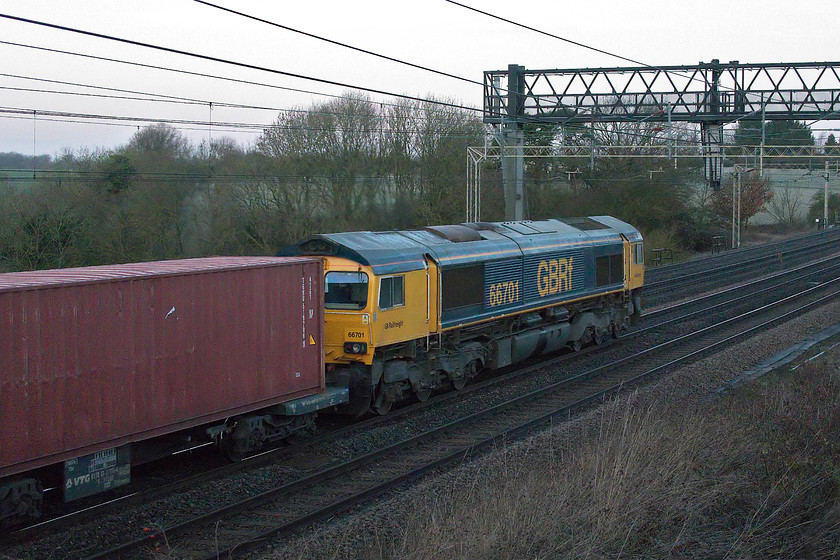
(0, 257), (324, 478)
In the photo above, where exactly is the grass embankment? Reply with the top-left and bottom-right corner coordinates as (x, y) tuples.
(292, 352), (840, 559)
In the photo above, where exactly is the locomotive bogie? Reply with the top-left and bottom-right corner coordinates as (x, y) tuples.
(330, 287), (638, 412)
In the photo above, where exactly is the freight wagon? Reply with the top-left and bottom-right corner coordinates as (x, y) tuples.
(283, 216), (644, 415)
(0, 257), (346, 526)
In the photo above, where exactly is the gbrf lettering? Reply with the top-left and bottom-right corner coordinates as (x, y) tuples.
(537, 257), (574, 297)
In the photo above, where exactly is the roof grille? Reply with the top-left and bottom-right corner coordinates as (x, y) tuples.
(423, 225), (483, 243)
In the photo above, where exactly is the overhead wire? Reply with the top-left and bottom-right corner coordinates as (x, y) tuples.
(0, 40), (483, 137)
(0, 15), (481, 113)
(0, 106), (486, 140)
(0, 112), (262, 135)
(195, 0), (702, 139)
(0, 84), (220, 107)
(192, 0), (483, 89)
(446, 1), (838, 128)
(444, 0), (648, 68)
(0, 10), (692, 148)
(0, 73), (475, 125)
(0, 39), (356, 103)
(2, 8), (826, 153)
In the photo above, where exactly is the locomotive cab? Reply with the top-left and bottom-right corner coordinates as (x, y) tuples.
(322, 256), (436, 366)
(323, 258), (375, 365)
(321, 254), (438, 415)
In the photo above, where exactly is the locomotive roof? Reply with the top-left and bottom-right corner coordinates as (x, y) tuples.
(281, 217), (642, 274)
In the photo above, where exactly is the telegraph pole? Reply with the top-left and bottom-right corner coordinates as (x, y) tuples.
(759, 94), (766, 178)
(731, 171), (737, 248)
(825, 161), (830, 229)
(737, 171), (742, 248)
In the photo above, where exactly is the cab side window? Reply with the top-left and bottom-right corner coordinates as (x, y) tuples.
(633, 243), (644, 265)
(379, 275), (405, 309)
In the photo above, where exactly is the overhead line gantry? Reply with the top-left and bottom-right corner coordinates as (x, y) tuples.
(482, 60), (840, 220)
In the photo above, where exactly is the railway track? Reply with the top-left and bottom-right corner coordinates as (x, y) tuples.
(91, 267), (840, 560)
(641, 252), (840, 330)
(648, 228), (840, 282)
(24, 240), (835, 541)
(645, 228), (840, 305)
(6, 234), (839, 559)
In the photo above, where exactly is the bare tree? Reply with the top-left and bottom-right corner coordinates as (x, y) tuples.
(765, 183), (804, 226)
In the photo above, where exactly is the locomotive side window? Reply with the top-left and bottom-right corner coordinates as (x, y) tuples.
(596, 253), (624, 286)
(325, 271), (368, 310)
(633, 242), (644, 265)
(442, 265), (483, 310)
(378, 275), (405, 309)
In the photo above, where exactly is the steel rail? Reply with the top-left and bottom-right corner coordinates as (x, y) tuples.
(639, 253), (840, 330)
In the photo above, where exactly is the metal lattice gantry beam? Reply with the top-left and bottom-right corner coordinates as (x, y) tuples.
(465, 142), (840, 222)
(484, 60), (840, 124)
(484, 60), (840, 221)
(470, 144), (840, 160)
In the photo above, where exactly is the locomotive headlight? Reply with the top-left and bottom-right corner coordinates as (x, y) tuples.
(344, 342), (367, 354)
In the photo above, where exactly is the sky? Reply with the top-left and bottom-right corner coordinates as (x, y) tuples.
(1, 0), (839, 157)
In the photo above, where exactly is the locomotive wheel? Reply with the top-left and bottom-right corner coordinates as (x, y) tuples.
(453, 360), (478, 390)
(616, 318), (630, 338)
(372, 394), (393, 415)
(594, 327), (609, 346)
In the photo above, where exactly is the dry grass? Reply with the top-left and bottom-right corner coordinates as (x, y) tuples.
(279, 354), (840, 560)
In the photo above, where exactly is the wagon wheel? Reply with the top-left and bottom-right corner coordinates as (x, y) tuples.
(416, 388), (431, 402)
(15, 492), (42, 521)
(569, 338), (583, 352)
(451, 376), (467, 391)
(221, 434), (247, 463)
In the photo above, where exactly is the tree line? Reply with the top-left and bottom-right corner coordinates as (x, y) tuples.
(0, 94), (831, 272)
(0, 95), (487, 272)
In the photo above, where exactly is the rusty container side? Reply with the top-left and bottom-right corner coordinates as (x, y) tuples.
(0, 257), (324, 478)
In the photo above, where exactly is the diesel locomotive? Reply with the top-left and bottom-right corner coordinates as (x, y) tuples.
(283, 216), (644, 415)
